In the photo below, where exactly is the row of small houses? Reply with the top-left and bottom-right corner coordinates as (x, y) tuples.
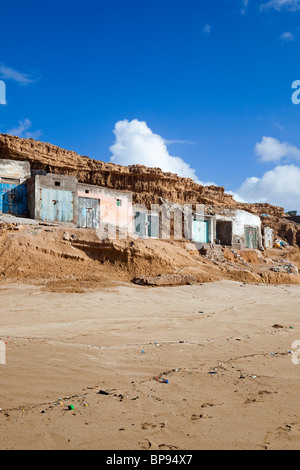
(0, 158), (274, 250)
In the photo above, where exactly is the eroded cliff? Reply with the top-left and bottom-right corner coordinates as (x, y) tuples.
(0, 133), (284, 217)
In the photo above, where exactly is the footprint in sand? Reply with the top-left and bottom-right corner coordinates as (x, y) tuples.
(138, 438), (152, 449)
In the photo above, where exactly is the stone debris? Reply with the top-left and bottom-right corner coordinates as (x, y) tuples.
(133, 274), (198, 286)
(200, 244), (225, 262)
(270, 263), (298, 274)
(231, 249), (254, 270)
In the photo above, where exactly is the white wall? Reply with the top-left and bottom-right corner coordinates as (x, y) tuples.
(231, 210), (261, 237)
(215, 209), (262, 248)
(0, 159), (31, 182)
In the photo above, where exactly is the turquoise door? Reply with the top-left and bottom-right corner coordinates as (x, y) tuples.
(147, 214), (159, 238)
(40, 189), (74, 222)
(192, 219), (209, 243)
(134, 211), (147, 238)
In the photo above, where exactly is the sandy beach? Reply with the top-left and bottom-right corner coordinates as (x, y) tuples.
(0, 280), (299, 450)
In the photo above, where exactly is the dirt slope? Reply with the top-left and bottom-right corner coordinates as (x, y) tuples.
(0, 222), (299, 291)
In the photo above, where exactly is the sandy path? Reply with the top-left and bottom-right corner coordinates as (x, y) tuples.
(0, 280), (299, 450)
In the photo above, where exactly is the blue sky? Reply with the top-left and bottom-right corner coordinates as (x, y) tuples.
(1, 0), (300, 211)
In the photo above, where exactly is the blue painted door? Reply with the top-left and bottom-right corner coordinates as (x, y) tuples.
(78, 197), (100, 228)
(192, 219), (209, 243)
(40, 189), (74, 222)
(0, 183), (28, 216)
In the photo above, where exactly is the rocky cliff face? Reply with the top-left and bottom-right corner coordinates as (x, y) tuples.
(0, 134), (285, 216)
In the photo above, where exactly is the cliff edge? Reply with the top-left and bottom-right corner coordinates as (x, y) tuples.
(0, 133), (284, 217)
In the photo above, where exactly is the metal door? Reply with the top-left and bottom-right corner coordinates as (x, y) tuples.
(0, 183), (28, 216)
(192, 219), (209, 243)
(40, 189), (74, 222)
(78, 197), (100, 228)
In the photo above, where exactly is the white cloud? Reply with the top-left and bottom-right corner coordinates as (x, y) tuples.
(109, 119), (215, 186)
(261, 0), (300, 11)
(203, 24), (211, 35)
(8, 119), (42, 139)
(164, 139), (195, 145)
(280, 31), (295, 41)
(241, 0), (249, 14)
(225, 190), (247, 203)
(0, 64), (38, 86)
(273, 121), (285, 132)
(255, 136), (300, 162)
(237, 165), (300, 211)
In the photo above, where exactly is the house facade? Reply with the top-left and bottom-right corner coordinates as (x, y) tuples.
(77, 183), (133, 235)
(0, 158), (272, 250)
(27, 174), (78, 224)
(214, 209), (263, 250)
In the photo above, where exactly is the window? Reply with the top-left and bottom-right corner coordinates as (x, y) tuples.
(55, 181), (61, 187)
(117, 199), (122, 207)
(85, 190), (90, 194)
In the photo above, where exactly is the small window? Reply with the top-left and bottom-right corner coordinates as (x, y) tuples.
(117, 199), (122, 207)
(55, 181), (61, 187)
(85, 190), (90, 194)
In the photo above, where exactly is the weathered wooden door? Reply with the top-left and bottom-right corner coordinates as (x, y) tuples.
(245, 226), (258, 249)
(40, 189), (74, 223)
(78, 197), (100, 228)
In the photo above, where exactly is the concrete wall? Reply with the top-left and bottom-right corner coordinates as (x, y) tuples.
(215, 209), (263, 249)
(0, 159), (30, 183)
(78, 183), (133, 235)
(28, 174), (78, 224)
